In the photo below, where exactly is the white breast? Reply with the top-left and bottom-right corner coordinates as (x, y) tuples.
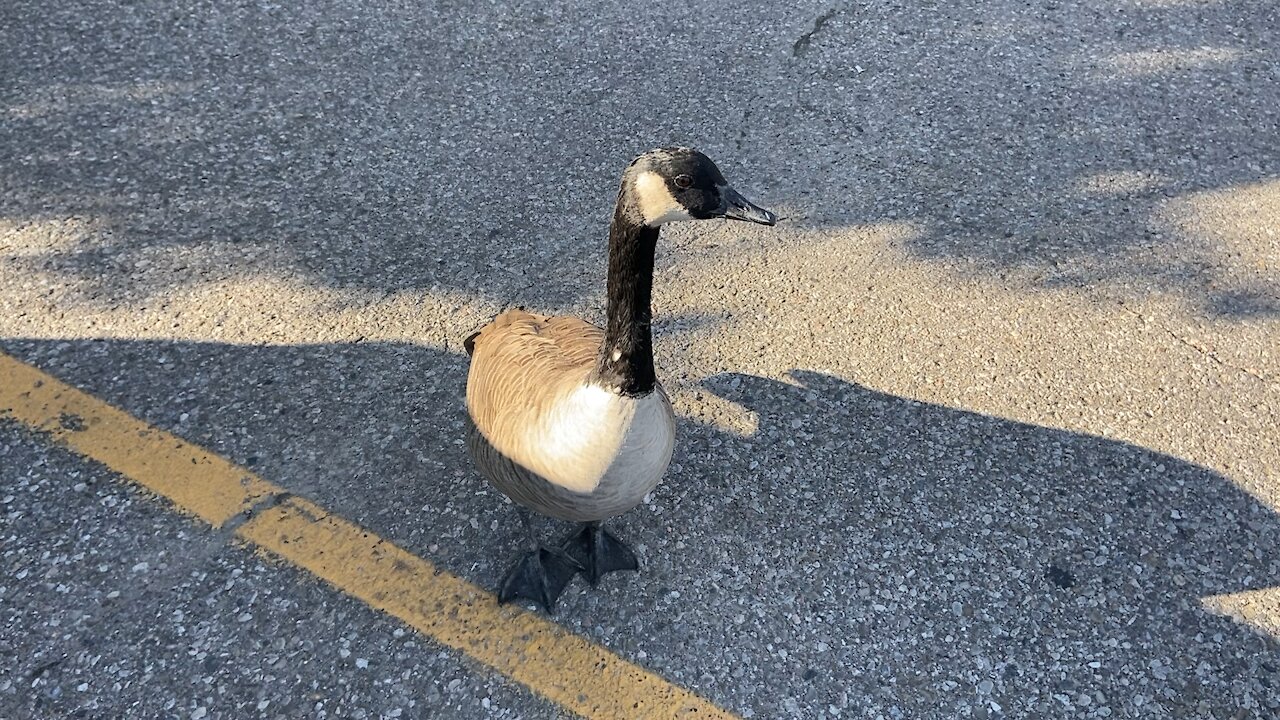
(520, 384), (675, 495)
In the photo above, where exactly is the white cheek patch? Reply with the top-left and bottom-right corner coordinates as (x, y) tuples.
(634, 171), (693, 226)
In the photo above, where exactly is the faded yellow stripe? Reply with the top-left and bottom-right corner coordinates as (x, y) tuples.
(0, 352), (277, 526)
(238, 497), (730, 719)
(0, 351), (736, 720)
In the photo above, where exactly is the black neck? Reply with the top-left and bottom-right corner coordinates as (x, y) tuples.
(593, 200), (659, 396)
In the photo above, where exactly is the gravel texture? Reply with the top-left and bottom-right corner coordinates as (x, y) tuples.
(2, 0), (1279, 718)
(1, 422), (563, 720)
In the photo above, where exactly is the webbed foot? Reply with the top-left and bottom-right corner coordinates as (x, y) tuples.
(498, 547), (583, 613)
(563, 522), (639, 586)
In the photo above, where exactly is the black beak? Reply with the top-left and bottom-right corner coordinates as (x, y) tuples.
(719, 186), (777, 226)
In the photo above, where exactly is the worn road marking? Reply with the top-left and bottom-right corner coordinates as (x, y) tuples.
(0, 351), (736, 720)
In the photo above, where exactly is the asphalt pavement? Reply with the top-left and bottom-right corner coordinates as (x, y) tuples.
(2, 0), (1279, 718)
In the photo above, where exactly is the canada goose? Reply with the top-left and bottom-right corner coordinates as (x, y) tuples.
(464, 147), (776, 611)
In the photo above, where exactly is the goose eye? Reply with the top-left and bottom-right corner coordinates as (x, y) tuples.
(673, 174), (693, 190)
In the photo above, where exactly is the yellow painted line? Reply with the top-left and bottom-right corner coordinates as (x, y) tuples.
(0, 351), (736, 720)
(0, 352), (277, 526)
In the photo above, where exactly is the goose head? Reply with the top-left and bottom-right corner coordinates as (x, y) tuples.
(624, 147), (777, 228)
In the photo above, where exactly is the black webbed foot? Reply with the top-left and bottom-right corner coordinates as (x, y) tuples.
(563, 522), (639, 587)
(498, 547), (583, 613)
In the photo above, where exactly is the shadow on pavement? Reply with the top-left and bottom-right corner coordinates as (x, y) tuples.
(2, 0), (1276, 317)
(2, 337), (1276, 716)
(692, 369), (1280, 715)
(787, 1), (1280, 319)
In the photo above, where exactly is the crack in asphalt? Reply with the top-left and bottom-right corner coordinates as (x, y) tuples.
(1119, 304), (1273, 386)
(792, 8), (839, 57)
(217, 491), (294, 536)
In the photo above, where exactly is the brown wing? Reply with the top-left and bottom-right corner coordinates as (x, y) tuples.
(464, 308), (604, 450)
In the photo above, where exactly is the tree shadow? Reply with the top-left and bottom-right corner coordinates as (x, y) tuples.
(0, 0), (783, 310)
(3, 336), (1277, 716)
(781, 0), (1279, 316)
(2, 0), (1276, 317)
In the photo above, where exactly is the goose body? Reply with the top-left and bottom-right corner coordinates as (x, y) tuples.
(463, 147), (775, 611)
(465, 310), (675, 521)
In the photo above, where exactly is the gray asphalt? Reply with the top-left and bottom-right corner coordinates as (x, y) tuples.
(3, 0), (1279, 718)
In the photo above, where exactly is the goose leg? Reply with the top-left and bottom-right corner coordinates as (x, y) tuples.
(563, 521), (639, 587)
(498, 509), (583, 613)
